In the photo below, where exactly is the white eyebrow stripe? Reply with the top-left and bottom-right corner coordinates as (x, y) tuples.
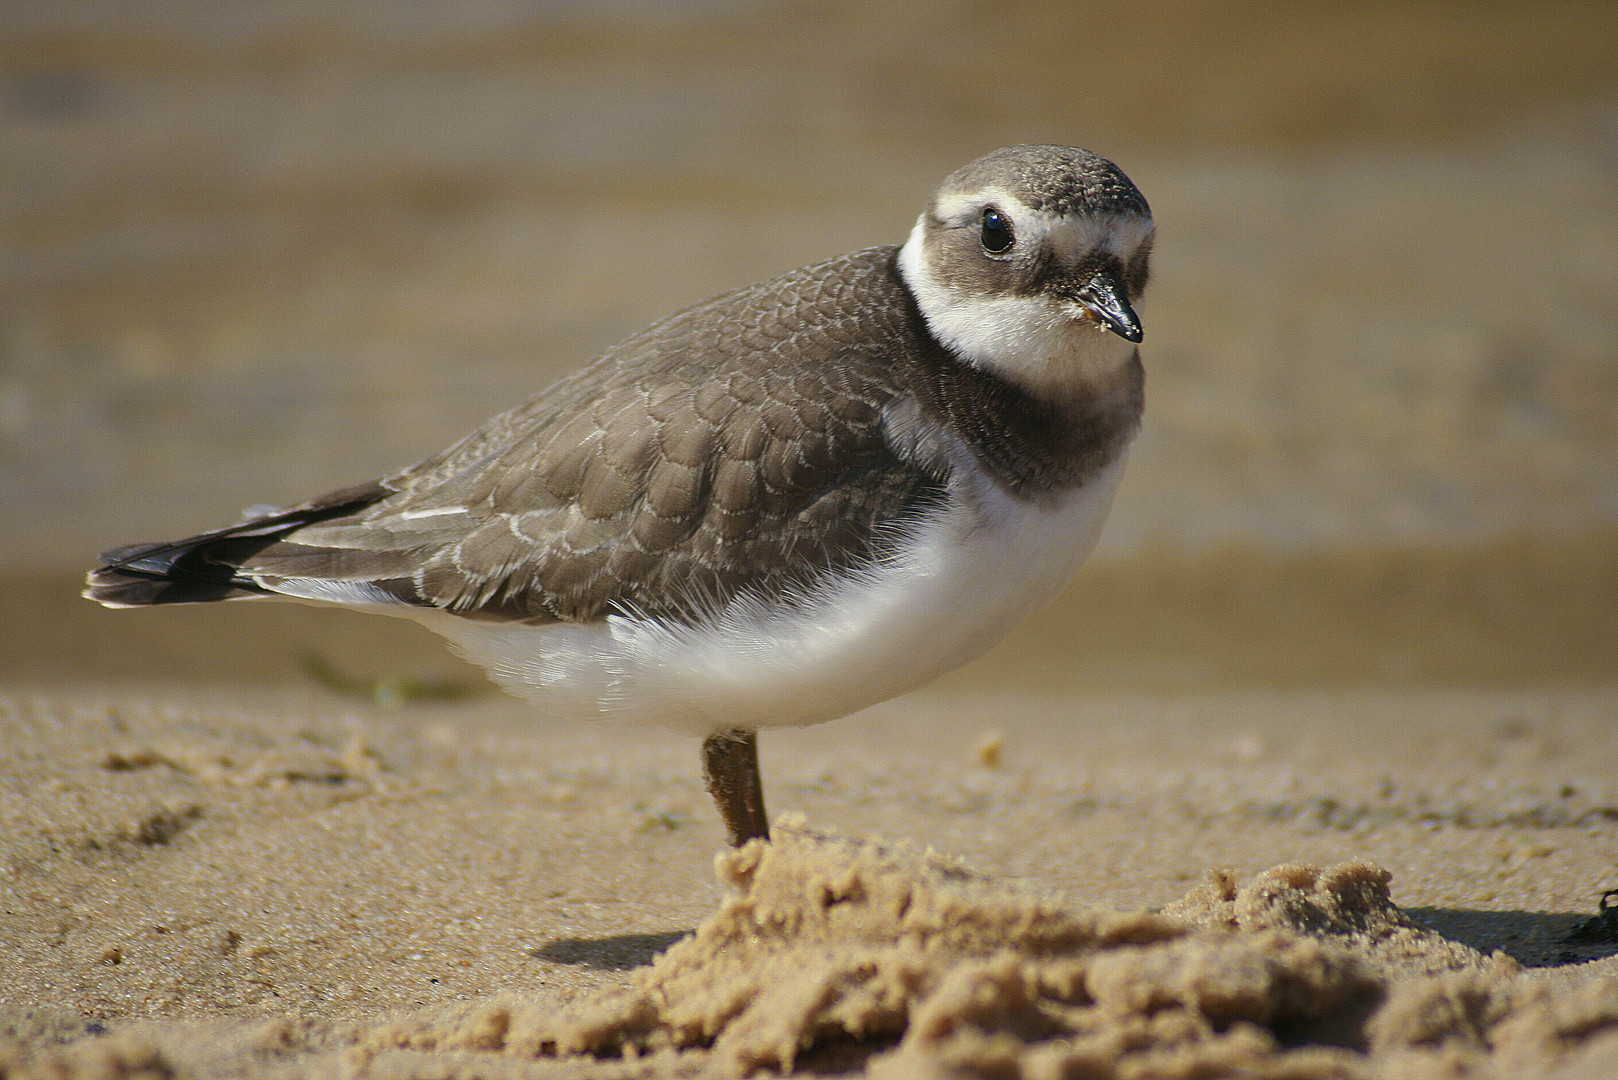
(933, 186), (1031, 225)
(932, 187), (1154, 263)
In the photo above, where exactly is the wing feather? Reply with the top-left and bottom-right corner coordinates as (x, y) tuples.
(235, 247), (947, 624)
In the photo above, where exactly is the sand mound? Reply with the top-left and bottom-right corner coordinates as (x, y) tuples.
(342, 822), (1618, 1079)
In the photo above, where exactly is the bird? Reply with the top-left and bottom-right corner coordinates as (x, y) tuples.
(85, 144), (1154, 848)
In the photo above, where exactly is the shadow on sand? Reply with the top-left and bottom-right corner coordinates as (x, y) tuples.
(530, 929), (691, 971)
(1408, 905), (1618, 968)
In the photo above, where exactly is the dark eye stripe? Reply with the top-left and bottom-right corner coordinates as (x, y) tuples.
(979, 207), (1014, 254)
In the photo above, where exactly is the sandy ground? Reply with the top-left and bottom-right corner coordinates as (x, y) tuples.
(3, 684), (1618, 1077)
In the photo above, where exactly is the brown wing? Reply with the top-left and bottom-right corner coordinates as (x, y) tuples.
(239, 247), (948, 624)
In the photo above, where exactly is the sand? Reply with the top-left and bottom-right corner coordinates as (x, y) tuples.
(3, 685), (1617, 1078)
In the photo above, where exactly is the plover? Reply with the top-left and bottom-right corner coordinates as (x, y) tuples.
(86, 145), (1153, 848)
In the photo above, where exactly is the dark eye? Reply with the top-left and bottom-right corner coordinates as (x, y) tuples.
(979, 207), (1014, 254)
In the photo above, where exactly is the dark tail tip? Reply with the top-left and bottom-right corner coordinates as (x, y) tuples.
(85, 479), (388, 609)
(85, 539), (266, 607)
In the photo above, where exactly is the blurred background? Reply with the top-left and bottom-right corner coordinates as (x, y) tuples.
(2, 0), (1615, 691)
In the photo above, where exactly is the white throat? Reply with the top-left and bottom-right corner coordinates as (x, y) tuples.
(897, 217), (1139, 400)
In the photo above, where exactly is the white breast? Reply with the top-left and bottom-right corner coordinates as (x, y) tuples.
(424, 452), (1128, 737)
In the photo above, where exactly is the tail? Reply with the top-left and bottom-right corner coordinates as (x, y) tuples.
(84, 481), (388, 608)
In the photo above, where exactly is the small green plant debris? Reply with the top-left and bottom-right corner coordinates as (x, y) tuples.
(298, 650), (489, 707)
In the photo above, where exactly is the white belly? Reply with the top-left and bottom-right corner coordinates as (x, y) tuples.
(423, 454), (1127, 736)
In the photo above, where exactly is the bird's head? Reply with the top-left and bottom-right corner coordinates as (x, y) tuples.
(899, 145), (1154, 399)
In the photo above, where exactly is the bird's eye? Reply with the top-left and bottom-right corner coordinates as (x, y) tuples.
(979, 207), (1014, 254)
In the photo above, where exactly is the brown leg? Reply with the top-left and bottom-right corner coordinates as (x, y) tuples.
(701, 728), (769, 846)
